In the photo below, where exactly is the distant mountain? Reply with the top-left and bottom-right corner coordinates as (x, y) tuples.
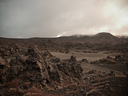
(56, 32), (125, 45)
(91, 32), (124, 44)
(0, 32), (126, 49)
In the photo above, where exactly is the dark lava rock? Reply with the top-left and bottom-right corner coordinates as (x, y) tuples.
(91, 58), (116, 65)
(70, 56), (77, 62)
(81, 58), (88, 63)
(115, 55), (122, 61)
(0, 45), (83, 96)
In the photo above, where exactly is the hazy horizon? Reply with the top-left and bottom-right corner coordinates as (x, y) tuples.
(0, 32), (128, 39)
(0, 0), (128, 38)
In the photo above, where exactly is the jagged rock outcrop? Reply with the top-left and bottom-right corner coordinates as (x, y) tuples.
(0, 45), (83, 96)
(91, 58), (116, 65)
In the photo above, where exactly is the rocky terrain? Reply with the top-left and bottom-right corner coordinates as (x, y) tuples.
(0, 32), (128, 96)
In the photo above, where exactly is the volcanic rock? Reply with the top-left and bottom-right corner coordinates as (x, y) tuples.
(0, 45), (83, 96)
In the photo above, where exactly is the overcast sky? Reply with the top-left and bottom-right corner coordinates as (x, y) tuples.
(0, 0), (128, 38)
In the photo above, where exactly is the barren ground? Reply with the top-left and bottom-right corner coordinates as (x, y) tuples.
(51, 50), (128, 81)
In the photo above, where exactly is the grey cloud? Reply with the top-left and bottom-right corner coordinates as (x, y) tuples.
(0, 0), (128, 38)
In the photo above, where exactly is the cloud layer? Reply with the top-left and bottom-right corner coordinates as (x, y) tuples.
(0, 0), (128, 38)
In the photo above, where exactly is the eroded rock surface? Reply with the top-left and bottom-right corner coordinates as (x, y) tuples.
(0, 45), (83, 96)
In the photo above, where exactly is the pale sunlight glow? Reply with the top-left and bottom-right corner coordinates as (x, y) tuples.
(56, 32), (67, 37)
